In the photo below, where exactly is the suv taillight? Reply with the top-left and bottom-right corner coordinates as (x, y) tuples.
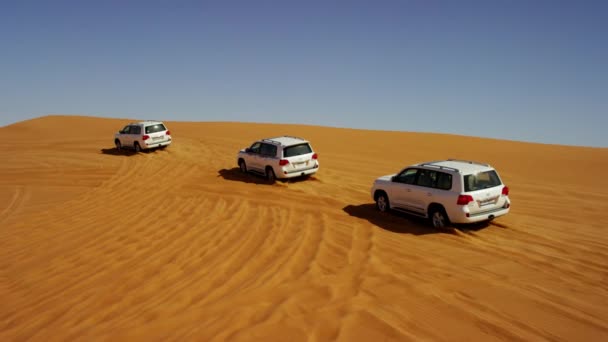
(312, 153), (318, 160)
(142, 135), (150, 141)
(502, 186), (509, 196)
(166, 130), (171, 135)
(457, 195), (474, 205)
(279, 159), (289, 166)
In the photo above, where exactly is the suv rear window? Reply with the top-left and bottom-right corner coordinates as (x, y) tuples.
(145, 124), (167, 134)
(464, 170), (502, 192)
(283, 143), (312, 157)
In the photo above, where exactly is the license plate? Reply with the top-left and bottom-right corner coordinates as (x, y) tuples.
(153, 136), (164, 141)
(479, 197), (498, 206)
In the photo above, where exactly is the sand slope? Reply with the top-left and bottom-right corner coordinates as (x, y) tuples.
(1, 115), (607, 341)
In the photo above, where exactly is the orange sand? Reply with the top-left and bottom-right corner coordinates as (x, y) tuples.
(1, 115), (607, 341)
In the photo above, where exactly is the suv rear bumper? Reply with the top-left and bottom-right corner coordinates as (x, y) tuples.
(279, 165), (318, 179)
(451, 206), (510, 224)
(144, 139), (172, 149)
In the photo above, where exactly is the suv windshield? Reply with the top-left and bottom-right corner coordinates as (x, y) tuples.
(145, 124), (167, 134)
(283, 143), (312, 157)
(464, 170), (502, 192)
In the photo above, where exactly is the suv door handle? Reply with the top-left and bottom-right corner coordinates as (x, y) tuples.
(427, 192), (432, 196)
(406, 189), (412, 192)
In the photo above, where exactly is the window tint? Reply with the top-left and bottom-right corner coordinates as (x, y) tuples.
(131, 126), (141, 135)
(283, 143), (312, 157)
(416, 169), (436, 188)
(249, 142), (262, 154)
(394, 168), (418, 184)
(436, 172), (452, 190)
(464, 170), (502, 192)
(260, 144), (277, 157)
(145, 124), (167, 134)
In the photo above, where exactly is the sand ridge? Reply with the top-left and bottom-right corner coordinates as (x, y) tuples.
(1, 115), (607, 341)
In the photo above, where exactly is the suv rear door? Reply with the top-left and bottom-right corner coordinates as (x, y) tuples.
(409, 168), (437, 214)
(411, 169), (454, 217)
(145, 123), (169, 144)
(282, 143), (315, 172)
(131, 125), (142, 146)
(259, 143), (278, 167)
(463, 170), (507, 216)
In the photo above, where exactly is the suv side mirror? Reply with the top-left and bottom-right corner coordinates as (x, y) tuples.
(245, 148), (252, 153)
(391, 176), (396, 182)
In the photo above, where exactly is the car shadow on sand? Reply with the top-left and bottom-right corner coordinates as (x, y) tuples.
(343, 204), (497, 235)
(218, 168), (321, 185)
(218, 168), (274, 185)
(100, 148), (169, 156)
(343, 204), (443, 235)
(101, 148), (136, 156)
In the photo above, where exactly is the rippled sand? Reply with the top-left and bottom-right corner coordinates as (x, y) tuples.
(1, 115), (607, 341)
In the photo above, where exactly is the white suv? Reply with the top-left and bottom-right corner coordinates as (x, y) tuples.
(371, 159), (510, 228)
(114, 121), (172, 152)
(237, 136), (319, 182)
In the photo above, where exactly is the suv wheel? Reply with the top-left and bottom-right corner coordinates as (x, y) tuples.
(134, 142), (142, 153)
(430, 207), (449, 229)
(375, 192), (390, 212)
(266, 167), (276, 183)
(115, 139), (122, 150)
(239, 160), (247, 173)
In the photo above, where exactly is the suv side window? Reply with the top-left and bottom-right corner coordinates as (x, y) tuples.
(249, 142), (262, 154)
(121, 126), (131, 134)
(436, 172), (452, 190)
(131, 126), (141, 135)
(260, 143), (277, 157)
(394, 168), (418, 184)
(416, 169), (437, 188)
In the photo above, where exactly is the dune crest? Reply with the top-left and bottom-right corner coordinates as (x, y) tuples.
(1, 115), (608, 340)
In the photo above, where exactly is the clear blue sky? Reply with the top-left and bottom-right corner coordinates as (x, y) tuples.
(1, 0), (606, 147)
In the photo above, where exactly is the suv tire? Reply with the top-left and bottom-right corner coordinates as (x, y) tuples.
(375, 192), (390, 212)
(134, 142), (142, 153)
(430, 207), (450, 229)
(239, 160), (247, 173)
(266, 167), (276, 183)
(115, 139), (122, 151)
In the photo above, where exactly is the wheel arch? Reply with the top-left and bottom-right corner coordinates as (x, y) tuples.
(374, 189), (387, 201)
(428, 202), (448, 218)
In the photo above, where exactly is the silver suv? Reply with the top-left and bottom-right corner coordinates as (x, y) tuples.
(371, 159), (511, 228)
(114, 121), (172, 152)
(237, 136), (319, 182)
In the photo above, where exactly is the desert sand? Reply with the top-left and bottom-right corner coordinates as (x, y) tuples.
(1, 115), (607, 341)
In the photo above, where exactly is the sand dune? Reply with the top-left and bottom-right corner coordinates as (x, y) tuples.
(1, 115), (607, 341)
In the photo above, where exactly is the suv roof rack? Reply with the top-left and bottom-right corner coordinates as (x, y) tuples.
(446, 158), (490, 167)
(261, 135), (306, 145)
(281, 135), (304, 140)
(261, 138), (283, 145)
(419, 162), (459, 172)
